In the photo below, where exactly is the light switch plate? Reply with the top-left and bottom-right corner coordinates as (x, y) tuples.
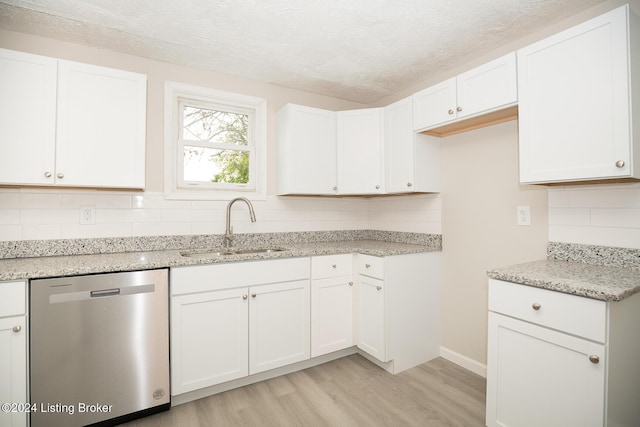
(517, 206), (531, 226)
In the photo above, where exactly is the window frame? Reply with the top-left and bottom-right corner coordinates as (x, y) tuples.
(164, 81), (267, 200)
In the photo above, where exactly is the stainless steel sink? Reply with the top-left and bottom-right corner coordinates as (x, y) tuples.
(180, 247), (287, 257)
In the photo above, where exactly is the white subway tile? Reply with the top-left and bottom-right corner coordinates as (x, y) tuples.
(548, 208), (590, 226)
(590, 209), (640, 229)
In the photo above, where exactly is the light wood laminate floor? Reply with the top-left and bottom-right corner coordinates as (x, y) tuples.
(123, 355), (486, 427)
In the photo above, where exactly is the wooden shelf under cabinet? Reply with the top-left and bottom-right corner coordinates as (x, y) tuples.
(420, 105), (518, 138)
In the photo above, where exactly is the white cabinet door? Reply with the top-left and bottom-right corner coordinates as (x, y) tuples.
(311, 276), (354, 357)
(0, 49), (57, 186)
(456, 52), (517, 119)
(356, 275), (387, 362)
(486, 312), (605, 427)
(56, 60), (146, 188)
(413, 53), (517, 132)
(171, 288), (248, 394)
(384, 97), (416, 193)
(337, 108), (384, 194)
(0, 316), (27, 427)
(412, 78), (457, 131)
(276, 104), (337, 195)
(518, 5), (636, 183)
(249, 279), (310, 374)
(384, 97), (440, 193)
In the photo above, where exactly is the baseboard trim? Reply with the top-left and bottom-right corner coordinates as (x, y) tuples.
(439, 347), (487, 378)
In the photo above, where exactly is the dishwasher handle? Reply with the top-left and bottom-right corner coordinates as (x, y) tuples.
(91, 288), (121, 298)
(49, 284), (156, 304)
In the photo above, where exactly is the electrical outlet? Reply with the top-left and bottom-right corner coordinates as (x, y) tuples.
(517, 206), (531, 226)
(80, 206), (96, 225)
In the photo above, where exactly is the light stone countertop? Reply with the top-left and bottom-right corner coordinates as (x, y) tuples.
(487, 259), (640, 302)
(0, 239), (437, 281)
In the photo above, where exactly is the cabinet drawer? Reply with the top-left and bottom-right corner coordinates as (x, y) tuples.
(0, 281), (26, 317)
(311, 254), (353, 279)
(488, 279), (607, 343)
(357, 254), (384, 279)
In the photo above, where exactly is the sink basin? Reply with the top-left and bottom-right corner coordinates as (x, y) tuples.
(180, 247), (287, 257)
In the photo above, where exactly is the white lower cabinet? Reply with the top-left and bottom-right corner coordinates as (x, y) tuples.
(311, 254), (354, 357)
(171, 251), (441, 397)
(249, 280), (310, 374)
(355, 252), (440, 373)
(170, 258), (310, 395)
(356, 274), (387, 362)
(171, 288), (249, 395)
(486, 279), (640, 427)
(0, 281), (27, 427)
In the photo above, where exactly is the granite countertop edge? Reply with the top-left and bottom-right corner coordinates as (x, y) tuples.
(487, 259), (640, 302)
(0, 240), (439, 281)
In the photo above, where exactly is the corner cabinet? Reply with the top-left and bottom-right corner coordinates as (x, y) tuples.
(518, 5), (640, 184)
(486, 279), (640, 427)
(0, 281), (27, 427)
(413, 52), (517, 135)
(0, 48), (147, 189)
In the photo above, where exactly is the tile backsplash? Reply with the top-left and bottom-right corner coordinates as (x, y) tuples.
(0, 189), (442, 241)
(548, 182), (640, 249)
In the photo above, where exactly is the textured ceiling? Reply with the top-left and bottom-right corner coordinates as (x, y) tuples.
(0, 0), (605, 103)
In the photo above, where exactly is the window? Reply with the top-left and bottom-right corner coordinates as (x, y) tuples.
(164, 82), (266, 200)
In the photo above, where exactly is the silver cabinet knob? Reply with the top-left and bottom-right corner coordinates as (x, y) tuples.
(242, 294), (248, 300)
(407, 182), (413, 187)
(375, 185), (380, 189)
(447, 109), (454, 115)
(365, 263), (371, 268)
(376, 286), (382, 291)
(332, 264), (337, 269)
(44, 171), (52, 178)
(333, 186), (338, 191)
(251, 292), (256, 298)
(348, 281), (353, 287)
(456, 106), (463, 112)
(12, 325), (21, 333)
(532, 303), (541, 311)
(57, 172), (64, 179)
(589, 355), (600, 364)
(615, 160), (625, 168)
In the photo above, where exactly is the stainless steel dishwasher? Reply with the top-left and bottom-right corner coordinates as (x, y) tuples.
(29, 269), (170, 427)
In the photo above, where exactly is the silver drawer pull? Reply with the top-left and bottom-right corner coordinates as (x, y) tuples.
(589, 355), (600, 364)
(365, 264), (371, 268)
(242, 294), (248, 300)
(376, 286), (382, 291)
(532, 303), (541, 311)
(332, 264), (337, 269)
(12, 325), (21, 333)
(348, 281), (353, 287)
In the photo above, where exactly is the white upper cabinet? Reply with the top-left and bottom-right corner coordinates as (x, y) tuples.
(0, 48), (147, 189)
(56, 60), (147, 188)
(0, 49), (57, 186)
(276, 104), (337, 195)
(384, 97), (440, 193)
(413, 52), (517, 133)
(518, 5), (639, 184)
(337, 108), (384, 195)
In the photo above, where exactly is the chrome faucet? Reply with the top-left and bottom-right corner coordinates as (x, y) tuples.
(224, 197), (256, 248)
